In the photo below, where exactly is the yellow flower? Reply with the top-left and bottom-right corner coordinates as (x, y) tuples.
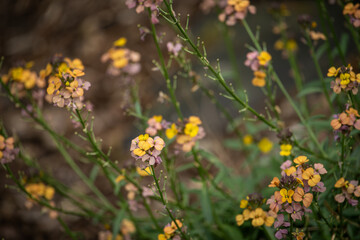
(121, 219), (136, 235)
(236, 214), (245, 226)
(240, 199), (248, 208)
(228, 0), (250, 12)
(258, 137), (273, 153)
(285, 166), (296, 176)
(280, 188), (294, 203)
(339, 73), (351, 86)
(44, 186), (55, 200)
(327, 66), (339, 77)
(166, 123), (178, 139)
(184, 123), (199, 137)
(243, 134), (253, 145)
(302, 168), (320, 187)
(188, 116), (202, 125)
(114, 37), (127, 47)
(158, 234), (167, 240)
(64, 58), (84, 70)
(10, 67), (23, 81)
(136, 166), (151, 176)
(115, 175), (125, 183)
(243, 209), (251, 220)
(257, 51), (272, 66)
(153, 115), (163, 122)
(280, 144), (292, 156)
(251, 208), (265, 227)
(170, 220), (183, 230)
(293, 155), (309, 167)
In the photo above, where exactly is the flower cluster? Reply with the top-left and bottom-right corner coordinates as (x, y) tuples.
(330, 107), (360, 137)
(267, 156), (327, 239)
(158, 220), (184, 240)
(0, 134), (19, 164)
(101, 37), (141, 76)
(218, 0), (256, 26)
(130, 134), (165, 167)
(146, 115), (169, 136)
(25, 182), (55, 201)
(343, 3), (360, 28)
(334, 177), (360, 206)
(236, 193), (275, 227)
(126, 0), (163, 24)
(165, 116), (205, 152)
(1, 61), (45, 91)
(328, 64), (360, 94)
(45, 56), (91, 109)
(245, 51), (272, 87)
(1, 61), (47, 107)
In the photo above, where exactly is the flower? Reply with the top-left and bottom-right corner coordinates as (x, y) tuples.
(258, 137), (273, 153)
(130, 134), (165, 167)
(251, 208), (265, 227)
(166, 123), (178, 139)
(302, 168), (320, 187)
(280, 144), (292, 156)
(257, 51), (272, 66)
(252, 70), (266, 87)
(293, 187), (313, 208)
(280, 188), (294, 203)
(136, 166), (151, 176)
(269, 177), (280, 187)
(236, 214), (245, 226)
(243, 134), (253, 145)
(240, 199), (248, 208)
(0, 135), (19, 164)
(293, 156), (309, 167)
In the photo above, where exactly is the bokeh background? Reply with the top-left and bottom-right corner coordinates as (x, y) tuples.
(0, 0), (350, 239)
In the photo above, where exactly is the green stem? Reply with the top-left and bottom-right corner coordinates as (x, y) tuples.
(150, 165), (189, 240)
(57, 216), (78, 240)
(148, 8), (183, 120)
(304, 31), (333, 113)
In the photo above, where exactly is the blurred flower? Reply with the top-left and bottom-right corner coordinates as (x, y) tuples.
(167, 42), (182, 57)
(343, 3), (360, 28)
(0, 135), (19, 164)
(258, 137), (273, 153)
(243, 134), (253, 145)
(279, 144), (292, 156)
(218, 0), (256, 26)
(257, 51), (272, 66)
(252, 70), (266, 87)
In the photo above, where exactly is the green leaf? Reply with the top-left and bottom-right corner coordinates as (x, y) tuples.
(297, 86), (323, 98)
(112, 208), (126, 240)
(200, 187), (213, 224)
(219, 224), (244, 240)
(315, 42), (328, 61)
(89, 165), (100, 183)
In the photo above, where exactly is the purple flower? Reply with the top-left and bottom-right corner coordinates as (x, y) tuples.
(275, 229), (288, 239)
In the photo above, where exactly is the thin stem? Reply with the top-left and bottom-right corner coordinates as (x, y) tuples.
(57, 216), (78, 240)
(150, 165), (189, 240)
(148, 8), (183, 120)
(304, 31), (333, 113)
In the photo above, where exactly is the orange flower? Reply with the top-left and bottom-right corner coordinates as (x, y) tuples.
(334, 177), (348, 188)
(293, 187), (313, 208)
(236, 214), (245, 226)
(293, 156), (309, 167)
(269, 177), (280, 187)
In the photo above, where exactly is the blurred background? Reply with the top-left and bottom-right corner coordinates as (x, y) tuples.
(0, 0), (350, 239)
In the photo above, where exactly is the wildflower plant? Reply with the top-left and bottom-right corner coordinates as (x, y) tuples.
(1, 0), (360, 239)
